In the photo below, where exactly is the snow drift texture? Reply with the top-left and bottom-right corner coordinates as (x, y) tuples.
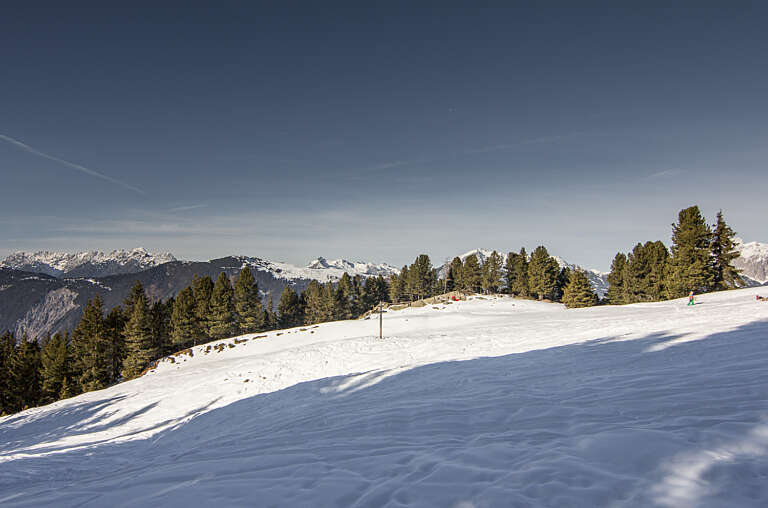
(2, 287), (768, 507)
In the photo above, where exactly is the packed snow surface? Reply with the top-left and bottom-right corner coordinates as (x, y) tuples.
(2, 288), (768, 507)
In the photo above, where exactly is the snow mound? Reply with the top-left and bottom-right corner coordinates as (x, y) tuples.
(2, 289), (768, 506)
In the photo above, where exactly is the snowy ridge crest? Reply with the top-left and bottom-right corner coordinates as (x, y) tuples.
(734, 238), (768, 284)
(1, 248), (177, 278)
(236, 255), (399, 283)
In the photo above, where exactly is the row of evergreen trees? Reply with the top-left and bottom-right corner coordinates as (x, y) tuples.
(0, 206), (742, 415)
(440, 247), (597, 307)
(606, 207), (741, 304)
(0, 268), (393, 415)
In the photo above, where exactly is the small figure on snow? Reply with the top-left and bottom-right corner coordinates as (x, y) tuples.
(687, 290), (695, 306)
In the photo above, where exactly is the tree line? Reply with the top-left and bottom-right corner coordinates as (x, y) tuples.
(0, 267), (391, 415)
(0, 205), (743, 415)
(606, 206), (741, 304)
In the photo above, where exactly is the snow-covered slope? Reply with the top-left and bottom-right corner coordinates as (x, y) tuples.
(440, 248), (610, 296)
(237, 255), (398, 283)
(1, 248), (177, 278)
(734, 238), (768, 284)
(2, 288), (768, 507)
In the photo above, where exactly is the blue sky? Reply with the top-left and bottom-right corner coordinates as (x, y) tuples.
(1, 3), (766, 270)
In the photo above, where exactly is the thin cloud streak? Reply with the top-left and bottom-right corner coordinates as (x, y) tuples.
(168, 204), (208, 212)
(646, 168), (685, 180)
(0, 134), (146, 195)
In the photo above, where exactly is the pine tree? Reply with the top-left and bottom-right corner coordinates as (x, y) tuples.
(72, 297), (113, 392)
(710, 210), (741, 290)
(449, 257), (464, 293)
(304, 281), (326, 325)
(11, 336), (42, 410)
(504, 252), (518, 294)
(277, 285), (302, 328)
(511, 247), (530, 296)
(606, 253), (627, 304)
(208, 272), (236, 339)
(121, 291), (156, 380)
(192, 275), (214, 338)
(362, 276), (377, 311)
(104, 307), (126, 383)
(407, 255), (434, 300)
(389, 269), (406, 303)
(233, 267), (265, 334)
(60, 331), (79, 399)
(665, 206), (714, 298)
(562, 269), (598, 308)
(0, 331), (17, 415)
(336, 272), (354, 319)
(528, 246), (559, 300)
(552, 267), (571, 302)
(171, 286), (200, 347)
(462, 254), (481, 293)
(481, 250), (503, 294)
(264, 293), (278, 329)
(150, 300), (172, 356)
(123, 281), (146, 319)
(352, 275), (365, 315)
(40, 332), (69, 404)
(644, 241), (669, 301)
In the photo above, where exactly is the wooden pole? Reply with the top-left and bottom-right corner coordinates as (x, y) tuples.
(379, 301), (383, 339)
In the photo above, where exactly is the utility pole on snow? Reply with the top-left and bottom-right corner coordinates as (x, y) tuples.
(379, 301), (383, 339)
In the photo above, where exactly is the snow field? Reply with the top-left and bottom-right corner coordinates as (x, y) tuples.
(1, 289), (768, 506)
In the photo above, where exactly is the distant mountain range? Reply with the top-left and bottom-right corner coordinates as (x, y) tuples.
(733, 238), (768, 285)
(2, 240), (766, 341)
(1, 248), (176, 278)
(0, 249), (398, 341)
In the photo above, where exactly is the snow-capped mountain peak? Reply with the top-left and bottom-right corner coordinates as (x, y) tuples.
(1, 248), (177, 278)
(734, 238), (768, 283)
(234, 256), (399, 283)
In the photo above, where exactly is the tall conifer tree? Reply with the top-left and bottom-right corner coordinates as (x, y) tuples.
(665, 206), (714, 298)
(72, 297), (112, 392)
(462, 254), (481, 293)
(104, 306), (126, 383)
(606, 253), (627, 304)
(209, 272), (236, 338)
(121, 292), (156, 380)
(511, 247), (530, 296)
(40, 332), (69, 404)
(192, 275), (214, 338)
(710, 210), (741, 290)
(528, 246), (559, 300)
(481, 251), (503, 294)
(233, 267), (265, 334)
(171, 286), (200, 347)
(277, 285), (302, 328)
(0, 331), (16, 415)
(11, 336), (41, 410)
